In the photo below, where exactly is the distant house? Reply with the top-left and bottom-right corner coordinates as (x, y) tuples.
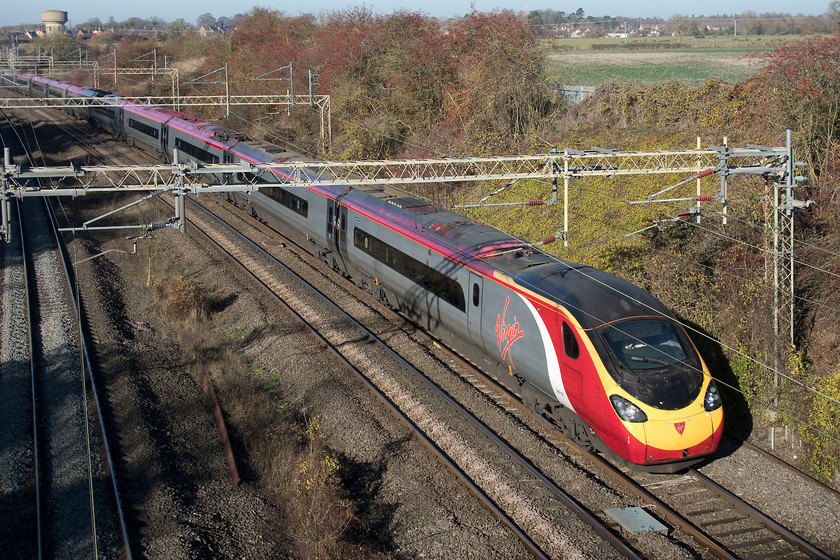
(198, 25), (228, 37)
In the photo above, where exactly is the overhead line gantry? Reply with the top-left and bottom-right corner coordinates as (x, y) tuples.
(0, 136), (804, 354)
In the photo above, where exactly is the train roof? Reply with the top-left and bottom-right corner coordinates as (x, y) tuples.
(336, 182), (673, 329)
(6, 69), (673, 330)
(513, 263), (673, 329)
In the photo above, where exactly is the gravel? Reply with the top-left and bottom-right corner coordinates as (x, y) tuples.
(698, 436), (840, 558)
(0, 206), (38, 557)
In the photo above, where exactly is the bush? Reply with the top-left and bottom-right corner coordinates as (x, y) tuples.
(157, 275), (213, 321)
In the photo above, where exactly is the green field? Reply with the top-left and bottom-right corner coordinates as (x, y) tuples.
(545, 35), (811, 85)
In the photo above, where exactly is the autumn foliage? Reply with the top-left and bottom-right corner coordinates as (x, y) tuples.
(211, 9), (553, 158)
(743, 35), (840, 184)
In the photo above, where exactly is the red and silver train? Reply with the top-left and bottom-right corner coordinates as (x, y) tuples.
(3, 70), (723, 471)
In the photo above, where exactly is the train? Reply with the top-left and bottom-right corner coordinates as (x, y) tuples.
(2, 69), (723, 472)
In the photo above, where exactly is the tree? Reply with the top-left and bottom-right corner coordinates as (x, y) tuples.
(33, 33), (83, 59)
(829, 1), (840, 28)
(123, 17), (146, 30)
(197, 13), (216, 27)
(439, 11), (552, 151)
(78, 17), (103, 30)
(746, 34), (840, 178)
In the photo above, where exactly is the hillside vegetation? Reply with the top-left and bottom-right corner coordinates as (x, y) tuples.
(40, 10), (840, 485)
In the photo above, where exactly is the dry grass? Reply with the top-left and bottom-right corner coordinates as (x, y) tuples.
(135, 236), (378, 558)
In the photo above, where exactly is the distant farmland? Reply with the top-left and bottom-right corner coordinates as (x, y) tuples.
(546, 35), (808, 85)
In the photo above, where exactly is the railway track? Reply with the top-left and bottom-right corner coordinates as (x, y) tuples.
(172, 193), (645, 559)
(629, 466), (831, 559)
(0, 108), (129, 558)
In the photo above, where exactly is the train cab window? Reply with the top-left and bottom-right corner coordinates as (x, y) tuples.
(472, 283), (480, 307)
(562, 322), (580, 360)
(602, 319), (688, 371)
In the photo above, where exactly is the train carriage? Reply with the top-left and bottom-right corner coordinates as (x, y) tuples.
(122, 105), (169, 155)
(62, 83), (101, 121)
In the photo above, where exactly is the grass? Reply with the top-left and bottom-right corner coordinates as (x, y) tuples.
(549, 57), (758, 86)
(546, 34), (810, 53)
(544, 34), (817, 85)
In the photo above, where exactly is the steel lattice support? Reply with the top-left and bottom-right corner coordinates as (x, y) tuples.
(1, 147), (788, 194)
(768, 130), (812, 406)
(0, 139), (801, 247)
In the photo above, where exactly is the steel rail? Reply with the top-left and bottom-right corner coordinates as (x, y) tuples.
(3, 107), (46, 559)
(739, 438), (840, 499)
(688, 467), (833, 559)
(4, 103), (134, 559)
(45, 197), (133, 559)
(177, 195), (643, 560)
(408, 335), (833, 560)
(16, 194), (42, 559)
(175, 197), (548, 560)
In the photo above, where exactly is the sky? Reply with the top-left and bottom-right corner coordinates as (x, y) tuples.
(5, 0), (834, 27)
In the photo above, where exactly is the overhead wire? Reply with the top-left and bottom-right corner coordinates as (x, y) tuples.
(714, 209), (840, 263)
(548, 177), (840, 317)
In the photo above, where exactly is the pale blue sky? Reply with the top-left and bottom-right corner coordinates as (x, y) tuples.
(6, 0), (834, 27)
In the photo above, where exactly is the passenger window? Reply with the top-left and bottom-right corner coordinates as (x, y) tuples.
(472, 283), (480, 307)
(562, 322), (580, 360)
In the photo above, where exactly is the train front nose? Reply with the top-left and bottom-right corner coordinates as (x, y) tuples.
(643, 408), (723, 465)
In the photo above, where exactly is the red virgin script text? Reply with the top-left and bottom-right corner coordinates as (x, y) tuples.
(496, 297), (524, 366)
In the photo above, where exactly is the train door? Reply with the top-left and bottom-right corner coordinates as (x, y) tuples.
(559, 317), (606, 434)
(326, 199), (337, 250)
(161, 125), (170, 160)
(222, 149), (232, 184)
(325, 198), (349, 274)
(467, 272), (485, 349)
(337, 205), (348, 254)
(559, 318), (584, 406)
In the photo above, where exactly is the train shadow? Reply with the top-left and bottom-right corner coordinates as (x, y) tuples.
(336, 436), (411, 554)
(682, 317), (753, 459)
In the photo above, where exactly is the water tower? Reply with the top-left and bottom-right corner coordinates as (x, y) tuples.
(41, 10), (68, 34)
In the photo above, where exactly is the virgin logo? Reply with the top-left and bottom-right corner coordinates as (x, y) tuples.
(496, 297), (524, 367)
(674, 421), (686, 435)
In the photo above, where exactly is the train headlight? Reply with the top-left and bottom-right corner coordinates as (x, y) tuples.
(704, 380), (722, 412)
(609, 395), (648, 423)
